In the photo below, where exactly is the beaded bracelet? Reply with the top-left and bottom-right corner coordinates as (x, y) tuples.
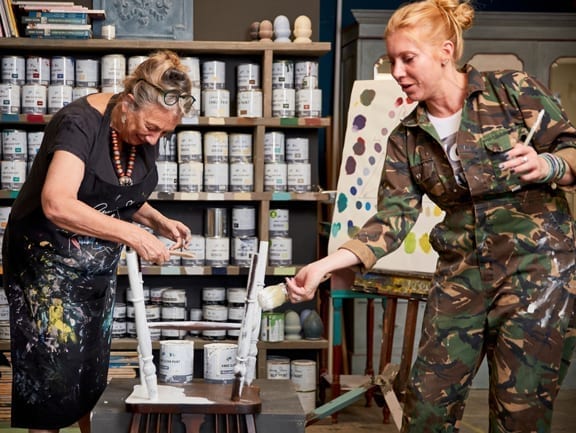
(538, 153), (567, 183)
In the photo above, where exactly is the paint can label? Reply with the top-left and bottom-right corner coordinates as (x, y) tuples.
(204, 343), (238, 383)
(159, 340), (195, 383)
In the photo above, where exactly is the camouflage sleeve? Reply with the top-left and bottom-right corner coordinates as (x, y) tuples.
(340, 128), (423, 271)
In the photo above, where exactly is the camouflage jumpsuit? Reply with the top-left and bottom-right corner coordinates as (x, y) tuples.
(340, 65), (576, 433)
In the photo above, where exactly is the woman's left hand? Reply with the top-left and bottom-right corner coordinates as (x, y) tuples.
(503, 144), (549, 183)
(157, 218), (192, 249)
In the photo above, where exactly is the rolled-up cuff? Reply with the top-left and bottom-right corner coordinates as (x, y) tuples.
(339, 239), (378, 272)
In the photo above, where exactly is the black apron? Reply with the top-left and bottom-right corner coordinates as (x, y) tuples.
(3, 97), (158, 429)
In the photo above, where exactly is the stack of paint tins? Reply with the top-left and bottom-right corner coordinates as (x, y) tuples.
(201, 287), (227, 341)
(22, 56), (49, 115)
(177, 130), (203, 192)
(75, 57), (100, 98)
(236, 63), (262, 118)
(205, 207), (230, 267)
(271, 59), (295, 118)
(291, 359), (317, 413)
(226, 287), (246, 340)
(201, 60), (229, 117)
(268, 208), (292, 266)
(0, 55), (24, 114)
(181, 233), (206, 267)
(295, 60), (321, 118)
(203, 131), (229, 192)
(264, 130), (287, 192)
(100, 53), (125, 94)
(1, 129), (27, 191)
(231, 206), (258, 267)
(160, 288), (188, 340)
(111, 297), (127, 339)
(0, 288), (8, 341)
(229, 132), (254, 192)
(286, 136), (311, 192)
(155, 133), (178, 193)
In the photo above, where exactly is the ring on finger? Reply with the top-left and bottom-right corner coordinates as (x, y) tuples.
(522, 156), (528, 163)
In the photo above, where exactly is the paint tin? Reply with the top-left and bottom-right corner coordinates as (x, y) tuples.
(126, 320), (137, 338)
(162, 288), (187, 307)
(264, 162), (288, 192)
(229, 162), (254, 192)
(237, 89), (263, 118)
(228, 133), (252, 163)
(203, 131), (228, 163)
(155, 161), (178, 193)
(202, 329), (227, 340)
(149, 287), (168, 304)
(0, 207), (11, 233)
(231, 206), (256, 237)
(177, 130), (202, 162)
(286, 137), (309, 163)
(267, 356), (291, 380)
(113, 301), (126, 319)
(297, 391), (316, 414)
(161, 305), (187, 321)
(181, 57), (201, 87)
(237, 63), (260, 90)
(127, 55), (148, 74)
(0, 321), (9, 340)
(161, 328), (187, 340)
(21, 84), (47, 114)
(202, 88), (230, 117)
(101, 54), (126, 86)
(75, 58), (100, 87)
(269, 209), (289, 237)
(50, 56), (75, 85)
(203, 343), (238, 383)
(149, 327), (162, 341)
(202, 60), (226, 89)
(159, 340), (195, 383)
(261, 312), (285, 342)
(111, 320), (126, 338)
(157, 133), (177, 162)
(101, 84), (124, 94)
(1, 56), (25, 85)
(0, 288), (6, 304)
(0, 304), (8, 322)
(203, 162), (229, 192)
(1, 160), (27, 190)
(296, 88), (322, 118)
(227, 304), (244, 339)
(300, 75), (318, 89)
(227, 288), (247, 304)
(269, 236), (292, 266)
(202, 304), (228, 321)
(146, 304), (162, 321)
(205, 207), (228, 237)
(1, 129), (27, 161)
(205, 236), (230, 267)
(287, 162), (312, 192)
(72, 86), (99, 101)
(178, 161), (203, 192)
(0, 83), (21, 114)
(264, 131), (285, 162)
(290, 359), (317, 391)
(47, 84), (73, 114)
(189, 308), (203, 336)
(202, 286), (226, 302)
(27, 131), (44, 161)
(182, 234), (205, 266)
(231, 236), (258, 267)
(26, 56), (50, 85)
(272, 87), (296, 118)
(272, 60), (294, 89)
(295, 61), (319, 89)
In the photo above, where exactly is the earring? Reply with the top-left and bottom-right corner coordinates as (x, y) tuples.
(441, 59), (448, 67)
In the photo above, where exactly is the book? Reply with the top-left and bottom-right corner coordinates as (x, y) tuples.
(22, 14), (90, 25)
(26, 22), (91, 31)
(25, 27), (91, 38)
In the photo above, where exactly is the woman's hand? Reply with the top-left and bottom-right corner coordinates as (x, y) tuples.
(502, 144), (550, 183)
(155, 217), (192, 249)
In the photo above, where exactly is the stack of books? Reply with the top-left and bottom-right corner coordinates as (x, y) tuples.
(14, 1), (105, 39)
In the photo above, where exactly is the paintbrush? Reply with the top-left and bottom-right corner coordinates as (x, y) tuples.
(169, 250), (195, 259)
(522, 109), (545, 146)
(258, 273), (331, 311)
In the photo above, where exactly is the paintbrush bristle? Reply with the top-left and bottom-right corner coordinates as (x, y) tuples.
(258, 282), (288, 311)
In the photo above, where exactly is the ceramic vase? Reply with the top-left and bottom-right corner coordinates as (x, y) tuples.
(302, 310), (323, 340)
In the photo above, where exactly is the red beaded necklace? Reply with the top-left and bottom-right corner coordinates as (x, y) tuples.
(110, 129), (137, 186)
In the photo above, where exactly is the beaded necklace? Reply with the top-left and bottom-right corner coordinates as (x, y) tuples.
(110, 129), (137, 186)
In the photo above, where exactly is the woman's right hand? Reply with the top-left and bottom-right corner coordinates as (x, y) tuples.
(130, 228), (171, 265)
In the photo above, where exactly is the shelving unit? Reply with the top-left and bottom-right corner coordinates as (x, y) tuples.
(0, 39), (332, 375)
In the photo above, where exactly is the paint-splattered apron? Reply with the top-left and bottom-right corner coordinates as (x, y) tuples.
(2, 101), (158, 429)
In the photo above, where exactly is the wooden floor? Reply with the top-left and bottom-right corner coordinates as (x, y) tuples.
(306, 389), (576, 433)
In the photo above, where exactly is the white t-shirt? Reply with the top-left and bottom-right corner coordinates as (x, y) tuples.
(428, 109), (466, 186)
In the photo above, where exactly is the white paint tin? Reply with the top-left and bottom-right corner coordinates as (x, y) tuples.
(286, 137), (309, 163)
(162, 288), (187, 306)
(237, 89), (262, 118)
(229, 162), (254, 192)
(26, 56), (50, 85)
(202, 286), (226, 302)
(202, 304), (228, 321)
(296, 88), (322, 118)
(228, 133), (252, 163)
(269, 236), (292, 266)
(1, 160), (27, 190)
(150, 287), (168, 304)
(161, 305), (187, 321)
(1, 129), (27, 161)
(21, 84), (47, 114)
(203, 162), (229, 192)
(232, 206), (256, 237)
(127, 55), (148, 74)
(261, 312), (285, 342)
(264, 162), (287, 192)
(228, 304), (245, 322)
(1, 56), (25, 85)
(301, 75), (318, 89)
(0, 83), (21, 114)
(177, 130), (202, 162)
(72, 86), (99, 101)
(27, 131), (43, 161)
(267, 356), (291, 380)
(0, 304), (8, 322)
(189, 308), (202, 336)
(0, 321), (10, 340)
(264, 131), (285, 162)
(227, 288), (247, 304)
(50, 56), (75, 85)
(161, 328), (187, 340)
(202, 88), (230, 117)
(272, 87), (296, 118)
(155, 161), (178, 193)
(181, 57), (201, 87)
(47, 84), (73, 114)
(204, 343), (238, 383)
(0, 207), (10, 233)
(291, 359), (317, 391)
(203, 131), (228, 163)
(183, 234), (205, 266)
(101, 54), (126, 86)
(272, 60), (294, 89)
(237, 63), (260, 90)
(205, 236), (230, 267)
(287, 162), (312, 192)
(178, 161), (203, 192)
(269, 209), (289, 237)
(297, 391), (316, 414)
(75, 58), (100, 87)
(159, 340), (194, 384)
(157, 133), (177, 162)
(231, 236), (258, 267)
(146, 304), (161, 321)
(201, 60), (226, 89)
(295, 61), (319, 89)
(202, 329), (227, 340)
(111, 320), (126, 338)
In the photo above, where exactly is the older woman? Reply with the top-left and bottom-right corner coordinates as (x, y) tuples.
(2, 50), (194, 433)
